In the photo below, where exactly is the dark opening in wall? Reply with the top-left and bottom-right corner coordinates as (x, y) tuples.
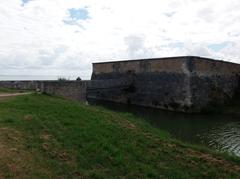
(123, 83), (136, 93)
(164, 104), (169, 109)
(127, 98), (131, 104)
(169, 102), (180, 110)
(127, 70), (135, 74)
(152, 100), (159, 106)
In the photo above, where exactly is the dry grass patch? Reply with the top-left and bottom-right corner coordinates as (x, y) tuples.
(0, 127), (52, 178)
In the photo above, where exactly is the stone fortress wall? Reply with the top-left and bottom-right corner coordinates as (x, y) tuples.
(88, 56), (240, 112)
(0, 56), (239, 113)
(0, 80), (89, 103)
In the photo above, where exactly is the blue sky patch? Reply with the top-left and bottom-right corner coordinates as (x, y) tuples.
(68, 8), (90, 21)
(208, 42), (230, 52)
(63, 8), (89, 29)
(21, 0), (32, 6)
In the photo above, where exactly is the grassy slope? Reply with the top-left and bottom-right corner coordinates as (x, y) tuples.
(0, 94), (239, 178)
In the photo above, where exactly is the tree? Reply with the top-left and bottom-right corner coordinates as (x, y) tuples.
(76, 77), (82, 81)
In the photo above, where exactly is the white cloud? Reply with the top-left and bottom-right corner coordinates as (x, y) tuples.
(124, 34), (154, 59)
(0, 0), (240, 80)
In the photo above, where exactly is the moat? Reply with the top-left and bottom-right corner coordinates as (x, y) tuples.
(91, 101), (240, 157)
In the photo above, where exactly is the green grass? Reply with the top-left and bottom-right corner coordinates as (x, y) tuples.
(0, 93), (239, 178)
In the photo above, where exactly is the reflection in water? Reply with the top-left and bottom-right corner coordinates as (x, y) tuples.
(201, 122), (240, 156)
(90, 100), (240, 156)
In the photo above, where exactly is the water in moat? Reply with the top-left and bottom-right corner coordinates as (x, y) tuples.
(91, 101), (240, 157)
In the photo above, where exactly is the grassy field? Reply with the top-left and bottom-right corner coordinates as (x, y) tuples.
(0, 93), (239, 178)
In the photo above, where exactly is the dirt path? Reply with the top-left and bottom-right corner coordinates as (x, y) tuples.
(0, 92), (32, 99)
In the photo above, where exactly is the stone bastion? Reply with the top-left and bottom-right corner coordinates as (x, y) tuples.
(0, 56), (239, 113)
(88, 56), (240, 112)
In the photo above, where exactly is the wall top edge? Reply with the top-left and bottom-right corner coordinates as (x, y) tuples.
(93, 56), (240, 66)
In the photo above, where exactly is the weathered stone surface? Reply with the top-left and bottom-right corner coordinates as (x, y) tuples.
(0, 81), (41, 90)
(88, 56), (240, 113)
(0, 80), (89, 103)
(43, 81), (89, 102)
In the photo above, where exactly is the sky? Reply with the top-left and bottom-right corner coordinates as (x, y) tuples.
(0, 0), (240, 80)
